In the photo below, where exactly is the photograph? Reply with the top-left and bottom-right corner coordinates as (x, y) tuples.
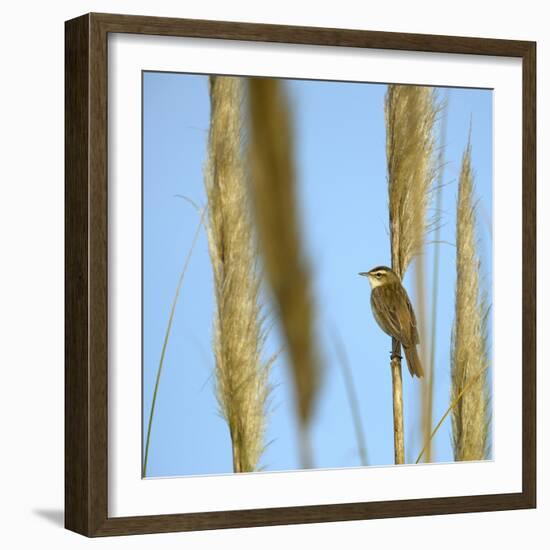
(141, 72), (493, 478)
(61, 9), (537, 538)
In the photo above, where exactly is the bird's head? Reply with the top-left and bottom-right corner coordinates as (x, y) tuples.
(358, 266), (399, 288)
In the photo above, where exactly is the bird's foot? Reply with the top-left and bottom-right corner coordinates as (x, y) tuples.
(390, 351), (402, 361)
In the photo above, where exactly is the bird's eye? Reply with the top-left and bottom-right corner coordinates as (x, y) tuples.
(376, 273), (381, 279)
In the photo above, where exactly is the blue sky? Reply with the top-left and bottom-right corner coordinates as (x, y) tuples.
(142, 72), (493, 477)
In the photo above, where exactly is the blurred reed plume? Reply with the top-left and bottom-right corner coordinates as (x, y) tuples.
(414, 245), (429, 461)
(385, 84), (437, 464)
(420, 93), (448, 463)
(451, 142), (490, 461)
(205, 76), (273, 473)
(247, 77), (320, 469)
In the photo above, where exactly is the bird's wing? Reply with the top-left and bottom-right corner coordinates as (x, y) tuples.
(371, 285), (402, 339)
(371, 289), (398, 337)
(371, 284), (418, 347)
(403, 289), (419, 345)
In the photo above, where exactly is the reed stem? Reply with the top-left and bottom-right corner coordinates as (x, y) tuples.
(415, 253), (429, 462)
(416, 365), (488, 464)
(142, 209), (204, 477)
(385, 84), (437, 465)
(334, 331), (369, 466)
(423, 92), (448, 464)
(390, 338), (405, 464)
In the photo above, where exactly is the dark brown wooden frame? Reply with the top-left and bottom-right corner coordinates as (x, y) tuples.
(65, 12), (536, 537)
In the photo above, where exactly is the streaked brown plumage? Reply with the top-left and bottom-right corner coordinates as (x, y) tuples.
(359, 266), (424, 378)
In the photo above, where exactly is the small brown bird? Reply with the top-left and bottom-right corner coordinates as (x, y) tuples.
(359, 266), (424, 378)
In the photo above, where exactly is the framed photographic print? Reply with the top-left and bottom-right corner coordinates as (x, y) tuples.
(65, 12), (536, 537)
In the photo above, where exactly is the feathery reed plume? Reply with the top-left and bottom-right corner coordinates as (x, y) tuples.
(386, 85), (438, 279)
(247, 77), (319, 469)
(451, 142), (490, 461)
(205, 76), (272, 473)
(385, 84), (437, 464)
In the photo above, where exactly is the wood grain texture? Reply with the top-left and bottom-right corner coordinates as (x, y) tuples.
(91, 12), (533, 56)
(521, 42), (537, 508)
(65, 14), (91, 535)
(64, 12), (537, 537)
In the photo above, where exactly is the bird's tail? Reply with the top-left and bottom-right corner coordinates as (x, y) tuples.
(404, 345), (424, 378)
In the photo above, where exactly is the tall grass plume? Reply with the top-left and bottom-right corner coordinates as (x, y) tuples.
(386, 85), (438, 279)
(451, 142), (490, 461)
(247, 77), (320, 469)
(205, 76), (273, 473)
(385, 84), (437, 463)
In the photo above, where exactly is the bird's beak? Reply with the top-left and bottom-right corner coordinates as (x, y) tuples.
(358, 272), (370, 277)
